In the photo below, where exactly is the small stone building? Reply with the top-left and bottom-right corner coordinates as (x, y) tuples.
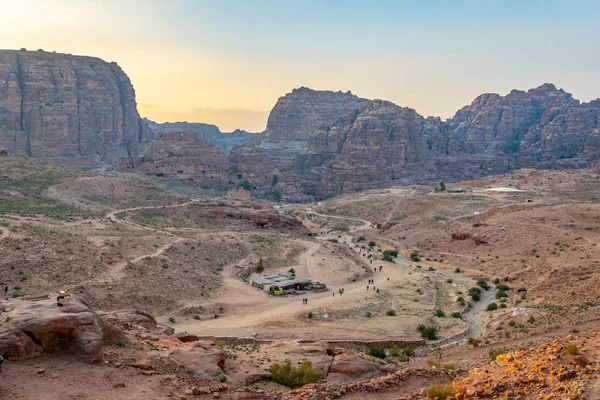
(227, 187), (251, 201)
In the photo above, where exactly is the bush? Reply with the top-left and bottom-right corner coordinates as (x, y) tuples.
(418, 324), (439, 340)
(388, 345), (401, 357)
(497, 284), (510, 291)
(451, 312), (462, 319)
(365, 347), (386, 359)
(426, 360), (441, 368)
(476, 279), (490, 290)
(433, 309), (446, 318)
(270, 360), (322, 388)
(168, 317), (176, 324)
(496, 290), (508, 299)
(468, 337), (481, 347)
(397, 353), (409, 362)
(489, 347), (507, 361)
(469, 287), (481, 302)
(357, 236), (366, 242)
(383, 250), (398, 262)
(364, 311), (372, 318)
(566, 343), (580, 355)
(386, 309), (396, 316)
(402, 346), (415, 357)
(443, 363), (456, 370)
(486, 303), (498, 311)
(368, 241), (376, 248)
(219, 374), (228, 383)
(410, 251), (421, 262)
(427, 384), (456, 399)
(493, 277), (500, 285)
(527, 316), (535, 324)
(455, 267), (461, 273)
(457, 296), (466, 306)
(307, 312), (313, 319)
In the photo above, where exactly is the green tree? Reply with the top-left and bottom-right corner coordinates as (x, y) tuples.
(256, 256), (264, 276)
(440, 181), (446, 192)
(271, 188), (282, 202)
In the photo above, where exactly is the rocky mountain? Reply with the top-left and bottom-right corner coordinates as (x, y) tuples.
(0, 49), (149, 169)
(240, 87), (369, 166)
(120, 130), (230, 188)
(144, 119), (253, 154)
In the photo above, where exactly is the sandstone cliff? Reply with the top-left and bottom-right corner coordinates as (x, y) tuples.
(121, 130), (230, 188)
(145, 119), (253, 154)
(242, 87), (369, 166)
(0, 49), (149, 168)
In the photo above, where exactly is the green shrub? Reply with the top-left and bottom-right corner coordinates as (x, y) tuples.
(410, 251), (421, 262)
(383, 250), (398, 258)
(468, 337), (481, 347)
(443, 363), (456, 370)
(402, 346), (415, 357)
(269, 360), (322, 388)
(368, 241), (376, 248)
(476, 279), (490, 290)
(386, 309), (396, 316)
(168, 317), (176, 324)
(307, 312), (313, 319)
(426, 359), (441, 368)
(357, 236), (366, 242)
(496, 290), (508, 299)
(433, 309), (446, 318)
(365, 347), (386, 359)
(451, 312), (462, 319)
(364, 311), (372, 318)
(446, 279), (453, 283)
(397, 353), (409, 362)
(418, 324), (439, 340)
(528, 316), (535, 324)
(455, 267), (461, 273)
(486, 303), (498, 311)
(427, 384), (456, 399)
(457, 296), (466, 306)
(388, 345), (401, 357)
(489, 347), (507, 361)
(469, 287), (481, 302)
(219, 374), (228, 383)
(496, 284), (510, 291)
(493, 277), (500, 285)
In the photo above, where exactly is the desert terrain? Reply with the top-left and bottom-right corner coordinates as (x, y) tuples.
(1, 157), (600, 399)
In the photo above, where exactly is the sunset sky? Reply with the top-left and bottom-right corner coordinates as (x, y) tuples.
(3, 0), (600, 132)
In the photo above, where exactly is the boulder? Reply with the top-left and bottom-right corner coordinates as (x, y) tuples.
(156, 336), (226, 379)
(327, 349), (385, 383)
(0, 296), (105, 363)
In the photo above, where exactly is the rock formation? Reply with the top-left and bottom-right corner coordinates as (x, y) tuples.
(145, 119), (253, 154)
(0, 49), (149, 169)
(120, 130), (230, 188)
(0, 296), (107, 363)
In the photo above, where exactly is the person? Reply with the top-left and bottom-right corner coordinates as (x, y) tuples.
(0, 352), (8, 372)
(333, 292), (335, 297)
(4, 282), (7, 300)
(376, 288), (380, 294)
(387, 277), (390, 281)
(367, 285), (369, 291)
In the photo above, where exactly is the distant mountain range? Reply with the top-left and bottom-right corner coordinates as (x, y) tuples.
(1, 50), (599, 200)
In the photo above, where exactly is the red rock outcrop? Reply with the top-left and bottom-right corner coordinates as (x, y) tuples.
(0, 296), (107, 363)
(0, 49), (149, 168)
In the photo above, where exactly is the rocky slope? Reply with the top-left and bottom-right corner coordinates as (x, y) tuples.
(145, 119), (253, 154)
(0, 49), (149, 169)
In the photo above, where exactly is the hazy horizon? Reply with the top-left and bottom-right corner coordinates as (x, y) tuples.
(4, 0), (600, 132)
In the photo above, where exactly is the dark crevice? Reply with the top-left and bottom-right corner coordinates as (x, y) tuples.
(23, 331), (43, 348)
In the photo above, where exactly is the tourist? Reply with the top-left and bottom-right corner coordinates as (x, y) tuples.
(367, 285), (369, 290)
(376, 288), (380, 294)
(4, 282), (7, 300)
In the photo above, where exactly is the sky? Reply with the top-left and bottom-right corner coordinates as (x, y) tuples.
(2, 0), (600, 132)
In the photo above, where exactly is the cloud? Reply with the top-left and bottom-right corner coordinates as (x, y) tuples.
(139, 104), (269, 133)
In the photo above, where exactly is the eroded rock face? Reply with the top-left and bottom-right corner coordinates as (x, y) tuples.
(0, 296), (105, 363)
(121, 130), (230, 187)
(155, 336), (226, 379)
(0, 49), (149, 168)
(244, 87), (369, 166)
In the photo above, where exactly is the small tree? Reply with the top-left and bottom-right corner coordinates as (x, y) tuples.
(256, 256), (264, 276)
(440, 181), (446, 192)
